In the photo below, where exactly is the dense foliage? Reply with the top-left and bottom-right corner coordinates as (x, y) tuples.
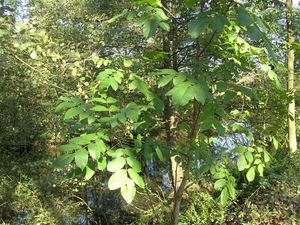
(1, 0), (300, 224)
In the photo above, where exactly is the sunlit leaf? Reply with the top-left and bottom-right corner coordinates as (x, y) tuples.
(121, 178), (136, 204)
(227, 182), (236, 199)
(246, 167), (255, 182)
(245, 151), (254, 164)
(107, 157), (126, 172)
(64, 107), (84, 120)
(83, 165), (95, 180)
(214, 171), (226, 179)
(214, 178), (226, 190)
(237, 155), (247, 171)
(127, 157), (142, 172)
(257, 164), (264, 176)
(56, 102), (76, 112)
(97, 157), (107, 171)
(220, 187), (229, 206)
(108, 169), (127, 190)
(75, 148), (88, 170)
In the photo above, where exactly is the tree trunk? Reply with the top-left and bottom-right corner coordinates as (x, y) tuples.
(286, 0), (297, 152)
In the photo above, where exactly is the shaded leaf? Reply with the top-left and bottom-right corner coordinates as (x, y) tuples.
(188, 17), (210, 38)
(143, 19), (157, 38)
(53, 153), (75, 168)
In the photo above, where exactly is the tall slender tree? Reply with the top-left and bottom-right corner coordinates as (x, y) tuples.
(286, 0), (297, 152)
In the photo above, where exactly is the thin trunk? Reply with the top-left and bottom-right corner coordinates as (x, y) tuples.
(286, 0), (297, 152)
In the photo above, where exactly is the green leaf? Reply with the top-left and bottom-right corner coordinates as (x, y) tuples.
(272, 137), (279, 150)
(107, 157), (126, 172)
(109, 76), (119, 91)
(124, 59), (133, 67)
(263, 150), (270, 163)
(216, 82), (227, 92)
(223, 91), (236, 103)
(108, 169), (127, 190)
(200, 120), (212, 132)
(257, 164), (264, 176)
(158, 21), (170, 31)
(245, 151), (254, 164)
(268, 70), (282, 90)
(213, 119), (225, 136)
(56, 102), (76, 112)
(237, 155), (247, 171)
(263, 37), (276, 60)
(88, 143), (101, 160)
(239, 86), (258, 100)
(227, 182), (236, 199)
(143, 19), (157, 38)
(253, 15), (267, 32)
(90, 105), (109, 112)
(129, 78), (150, 96)
(198, 164), (210, 174)
(214, 171), (226, 179)
(220, 187), (229, 206)
(190, 83), (207, 104)
(83, 165), (95, 180)
(53, 153), (75, 168)
(186, 0), (196, 7)
(124, 105), (140, 122)
(75, 148), (88, 170)
(214, 178), (226, 190)
(70, 136), (91, 145)
(155, 146), (165, 162)
(165, 82), (193, 106)
(233, 146), (246, 154)
(246, 167), (255, 182)
(97, 157), (107, 170)
(127, 157), (142, 172)
(236, 7), (253, 26)
(188, 17), (210, 38)
(154, 8), (168, 21)
(106, 97), (118, 104)
(59, 143), (81, 152)
(121, 178), (136, 204)
(158, 74), (176, 88)
(247, 25), (262, 41)
(108, 11), (126, 23)
(64, 107), (84, 120)
(128, 168), (145, 188)
(96, 139), (106, 153)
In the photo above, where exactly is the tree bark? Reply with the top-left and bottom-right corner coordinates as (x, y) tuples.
(286, 0), (297, 152)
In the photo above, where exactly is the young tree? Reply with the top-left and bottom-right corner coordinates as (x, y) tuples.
(286, 0), (297, 152)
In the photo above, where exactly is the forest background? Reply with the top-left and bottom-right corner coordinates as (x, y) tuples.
(1, 0), (300, 224)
